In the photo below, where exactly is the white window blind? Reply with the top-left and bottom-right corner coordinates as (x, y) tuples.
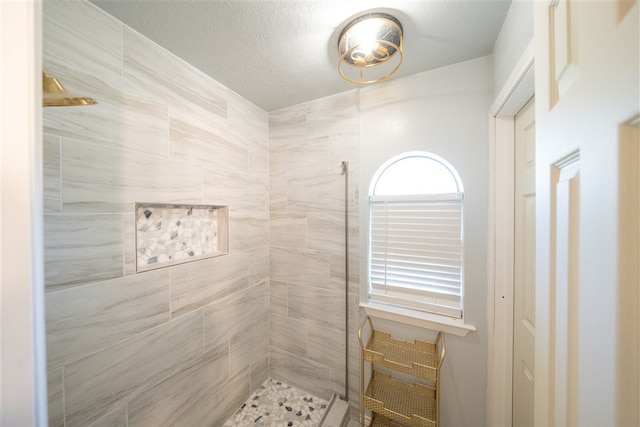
(369, 193), (464, 318)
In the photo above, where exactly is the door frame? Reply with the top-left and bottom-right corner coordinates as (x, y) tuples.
(487, 39), (535, 427)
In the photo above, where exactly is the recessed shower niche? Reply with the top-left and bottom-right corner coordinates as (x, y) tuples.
(135, 203), (229, 272)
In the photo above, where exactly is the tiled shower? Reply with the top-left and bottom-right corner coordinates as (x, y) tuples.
(43, 1), (359, 426)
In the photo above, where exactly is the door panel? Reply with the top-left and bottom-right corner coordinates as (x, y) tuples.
(513, 96), (536, 427)
(534, 1), (639, 426)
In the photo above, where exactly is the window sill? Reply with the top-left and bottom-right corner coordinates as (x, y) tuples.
(360, 302), (476, 337)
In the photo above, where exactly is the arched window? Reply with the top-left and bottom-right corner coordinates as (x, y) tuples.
(368, 152), (464, 318)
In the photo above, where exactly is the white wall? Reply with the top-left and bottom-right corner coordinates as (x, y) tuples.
(492, 0), (534, 99)
(358, 56), (492, 426)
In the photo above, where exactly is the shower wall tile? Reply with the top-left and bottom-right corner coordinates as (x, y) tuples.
(229, 212), (269, 252)
(44, 87), (170, 158)
(64, 310), (203, 427)
(123, 213), (137, 276)
(127, 341), (229, 427)
(170, 251), (250, 317)
(43, 134), (62, 213)
(123, 27), (227, 125)
(306, 91), (359, 138)
(329, 133), (360, 180)
(250, 248), (269, 285)
(44, 213), (123, 290)
(203, 169), (267, 211)
(228, 90), (268, 147)
(269, 176), (288, 213)
(286, 173), (344, 214)
(269, 346), (333, 401)
(269, 212), (307, 249)
(87, 406), (126, 427)
(47, 367), (64, 427)
(307, 324), (346, 373)
(270, 280), (288, 317)
(210, 371), (251, 424)
(288, 285), (345, 332)
(250, 351), (269, 391)
(203, 283), (267, 351)
(270, 136), (329, 178)
(169, 116), (249, 175)
(46, 269), (170, 369)
(307, 211), (344, 253)
(270, 247), (330, 289)
(230, 319), (269, 377)
(43, 1), (123, 90)
(270, 313), (308, 357)
(61, 138), (202, 213)
(269, 104), (307, 142)
(330, 252), (360, 295)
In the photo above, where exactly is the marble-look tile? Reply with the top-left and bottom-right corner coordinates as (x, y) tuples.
(270, 135), (329, 178)
(269, 346), (333, 401)
(248, 140), (270, 179)
(286, 173), (344, 214)
(44, 213), (123, 290)
(86, 405), (126, 427)
(227, 90), (268, 148)
(44, 82), (170, 158)
(269, 212), (307, 249)
(330, 252), (360, 295)
(43, 134), (61, 213)
(250, 248), (269, 286)
(170, 251), (250, 317)
(307, 212), (345, 253)
(288, 285), (345, 332)
(270, 247), (330, 289)
(203, 169), (267, 212)
(269, 176), (288, 213)
(270, 280), (288, 317)
(269, 104), (307, 142)
(46, 269), (170, 369)
(250, 353), (269, 392)
(169, 116), (249, 175)
(329, 133), (360, 187)
(123, 213), (136, 276)
(210, 371), (251, 425)
(127, 341), (229, 427)
(61, 138), (202, 213)
(307, 324), (346, 374)
(47, 367), (64, 427)
(64, 310), (203, 427)
(270, 313), (308, 357)
(229, 212), (269, 253)
(123, 27), (227, 125)
(203, 283), (267, 351)
(230, 319), (269, 377)
(44, 1), (123, 91)
(306, 91), (359, 139)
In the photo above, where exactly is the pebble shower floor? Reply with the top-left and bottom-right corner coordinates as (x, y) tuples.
(223, 378), (329, 426)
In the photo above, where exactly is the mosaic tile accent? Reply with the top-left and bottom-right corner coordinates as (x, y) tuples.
(135, 203), (228, 272)
(223, 378), (328, 427)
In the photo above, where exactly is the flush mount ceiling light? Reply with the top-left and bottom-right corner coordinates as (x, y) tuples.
(338, 12), (403, 85)
(43, 69), (97, 107)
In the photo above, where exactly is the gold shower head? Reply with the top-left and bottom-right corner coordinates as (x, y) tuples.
(42, 69), (97, 107)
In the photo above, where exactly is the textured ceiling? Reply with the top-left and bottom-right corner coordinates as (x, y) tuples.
(90, 1), (512, 112)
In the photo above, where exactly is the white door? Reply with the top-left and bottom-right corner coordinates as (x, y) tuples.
(513, 96), (536, 427)
(534, 1), (639, 426)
